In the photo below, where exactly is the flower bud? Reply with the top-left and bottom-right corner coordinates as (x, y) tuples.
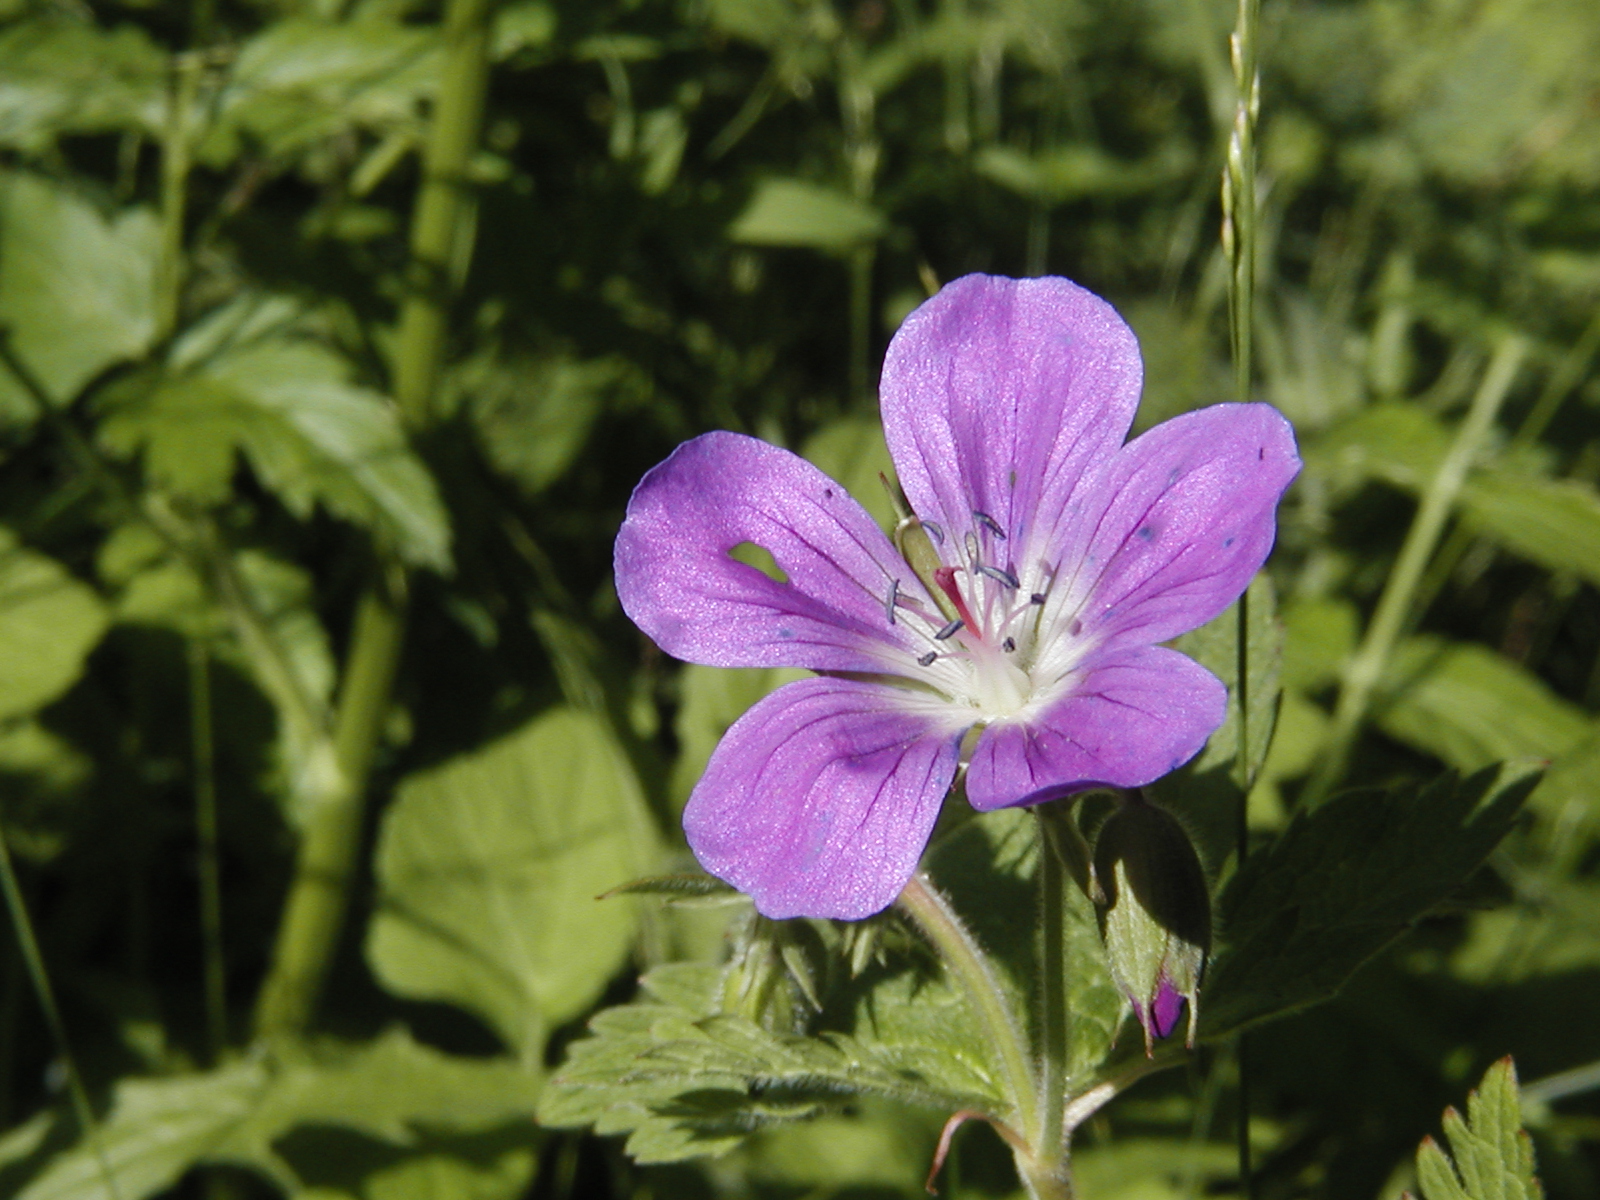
(1092, 795), (1211, 1054)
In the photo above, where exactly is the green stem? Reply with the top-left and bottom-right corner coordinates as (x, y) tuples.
(1303, 336), (1527, 808)
(189, 640), (228, 1062)
(1035, 812), (1069, 1179)
(897, 874), (1037, 1140)
(393, 0), (495, 426)
(0, 827), (120, 1200)
(253, 580), (407, 1038)
(157, 54), (200, 344)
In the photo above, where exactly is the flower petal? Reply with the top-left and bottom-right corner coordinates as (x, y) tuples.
(683, 676), (966, 919)
(615, 431), (930, 671)
(964, 646), (1226, 811)
(879, 274), (1142, 574)
(1046, 402), (1299, 658)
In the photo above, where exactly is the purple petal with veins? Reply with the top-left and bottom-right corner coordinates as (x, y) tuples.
(615, 273), (1300, 919)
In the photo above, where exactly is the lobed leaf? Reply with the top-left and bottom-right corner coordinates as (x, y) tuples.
(0, 529), (109, 723)
(1407, 1058), (1542, 1200)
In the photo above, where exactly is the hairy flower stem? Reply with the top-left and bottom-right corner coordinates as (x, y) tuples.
(1035, 810), (1071, 1193)
(1303, 335), (1527, 809)
(897, 874), (1038, 1152)
(254, 0), (492, 1039)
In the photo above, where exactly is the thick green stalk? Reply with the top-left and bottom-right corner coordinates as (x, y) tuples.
(253, 582), (406, 1038)
(253, 0), (492, 1039)
(1302, 336), (1527, 809)
(393, 0), (495, 426)
(157, 54), (199, 343)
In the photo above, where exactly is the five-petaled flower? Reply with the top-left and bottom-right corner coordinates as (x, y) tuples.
(615, 274), (1299, 920)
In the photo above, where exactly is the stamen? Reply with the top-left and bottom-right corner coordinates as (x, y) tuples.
(884, 578), (900, 626)
(1001, 636), (1016, 653)
(964, 531), (980, 565)
(973, 510), (1006, 540)
(934, 619), (964, 641)
(922, 521), (945, 545)
(1030, 592), (1047, 605)
(918, 650), (938, 667)
(977, 564), (1020, 589)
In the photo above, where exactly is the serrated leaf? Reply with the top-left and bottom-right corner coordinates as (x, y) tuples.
(0, 19), (167, 151)
(1377, 636), (1590, 771)
(17, 1030), (540, 1200)
(1200, 766), (1536, 1039)
(0, 528), (109, 722)
(728, 179), (886, 251)
(1407, 1058), (1542, 1200)
(0, 171), (158, 424)
(368, 707), (661, 1057)
(98, 328), (451, 570)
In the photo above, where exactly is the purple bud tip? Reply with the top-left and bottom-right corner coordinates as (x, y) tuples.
(1151, 980), (1186, 1039)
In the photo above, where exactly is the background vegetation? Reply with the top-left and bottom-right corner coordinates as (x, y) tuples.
(1, 0), (1599, 1196)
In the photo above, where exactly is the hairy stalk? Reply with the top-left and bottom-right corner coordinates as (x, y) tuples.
(1035, 812), (1070, 1188)
(0, 828), (120, 1199)
(1303, 336), (1527, 809)
(393, 0), (494, 427)
(897, 874), (1037, 1146)
(189, 641), (228, 1061)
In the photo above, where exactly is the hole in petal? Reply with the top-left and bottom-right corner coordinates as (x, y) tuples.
(728, 541), (789, 583)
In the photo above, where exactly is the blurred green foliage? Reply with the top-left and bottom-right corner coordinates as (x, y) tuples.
(1, 0), (1600, 1196)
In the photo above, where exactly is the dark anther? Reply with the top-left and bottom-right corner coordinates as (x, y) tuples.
(918, 650), (938, 666)
(922, 521), (945, 544)
(973, 510), (1006, 540)
(1030, 592), (1047, 605)
(934, 619), (964, 641)
(884, 578), (900, 626)
(977, 564), (1020, 589)
(1001, 637), (1016, 653)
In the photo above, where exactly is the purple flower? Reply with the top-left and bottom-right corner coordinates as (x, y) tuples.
(615, 275), (1299, 920)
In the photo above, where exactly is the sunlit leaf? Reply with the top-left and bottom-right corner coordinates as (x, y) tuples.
(1407, 1058), (1542, 1200)
(367, 707), (661, 1057)
(17, 1031), (540, 1200)
(0, 171), (158, 423)
(728, 179), (886, 251)
(0, 18), (167, 151)
(98, 325), (451, 571)
(0, 528), (109, 722)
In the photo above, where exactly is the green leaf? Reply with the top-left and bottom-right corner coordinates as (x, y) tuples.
(1459, 470), (1600, 590)
(0, 528), (109, 722)
(974, 142), (1192, 205)
(199, 19), (440, 166)
(728, 179), (886, 251)
(1376, 636), (1590, 771)
(0, 171), (158, 423)
(98, 312), (451, 571)
(461, 352), (638, 495)
(1408, 1058), (1543, 1200)
(0, 19), (167, 151)
(367, 707), (661, 1057)
(1280, 595), (1358, 693)
(540, 962), (999, 1164)
(17, 1030), (541, 1200)
(1200, 766), (1537, 1039)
